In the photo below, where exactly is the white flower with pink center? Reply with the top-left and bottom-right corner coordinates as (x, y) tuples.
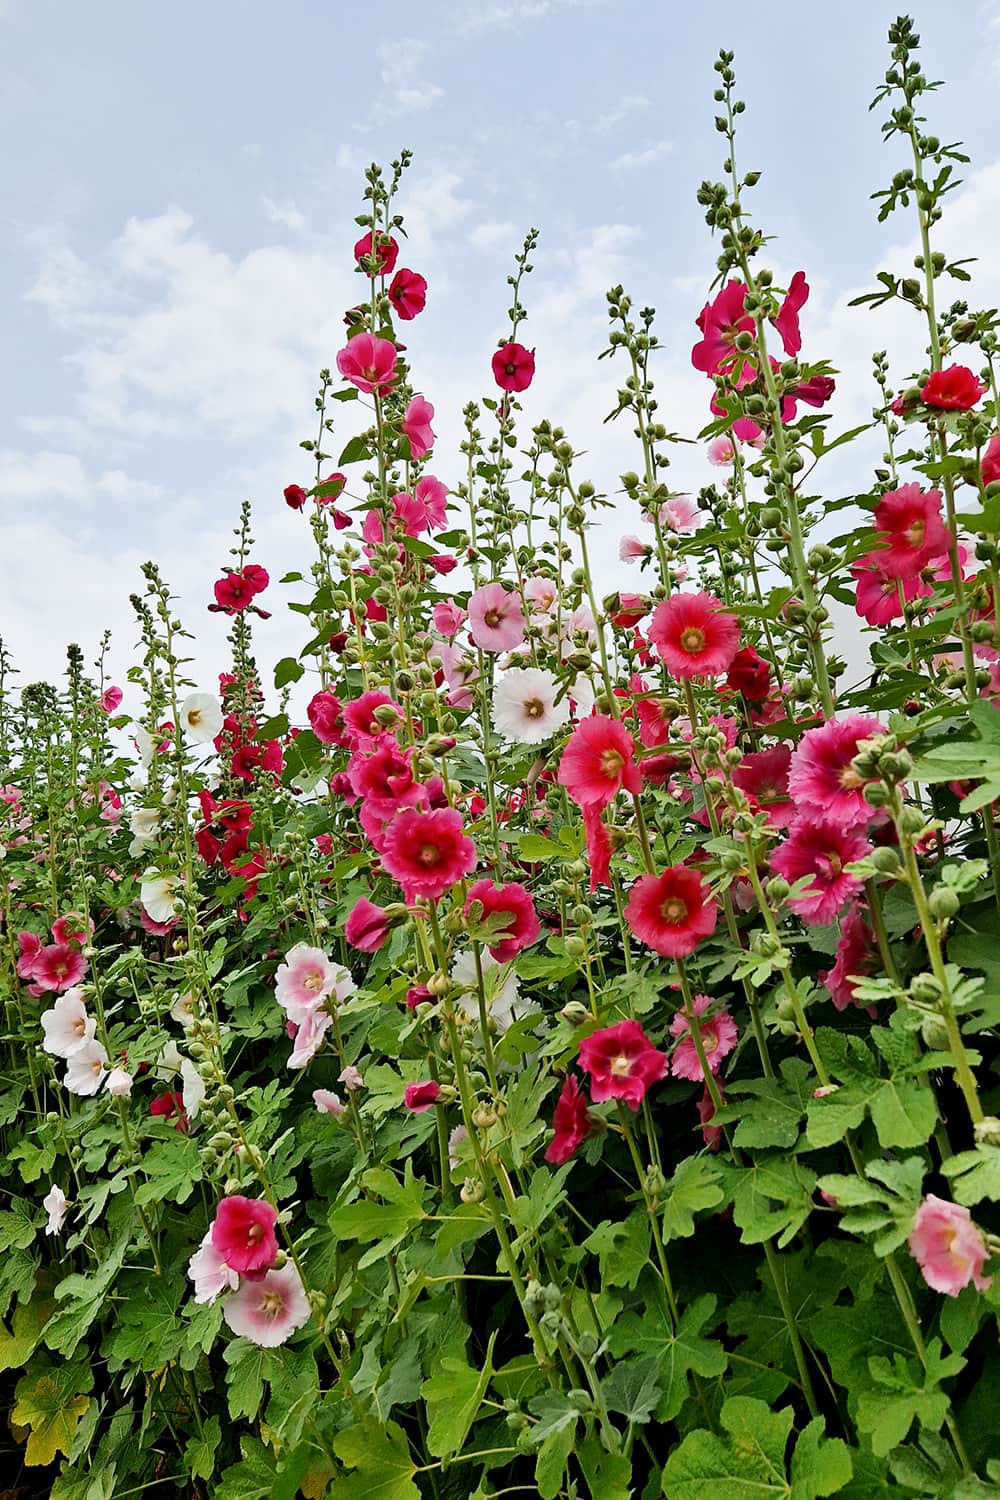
(64, 1038), (109, 1096)
(274, 944), (354, 1026)
(222, 1262), (311, 1347)
(492, 668), (569, 745)
(40, 989), (95, 1058)
(187, 1229), (240, 1304)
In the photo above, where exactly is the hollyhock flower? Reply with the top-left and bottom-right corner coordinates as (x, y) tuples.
(180, 692), (224, 745)
(619, 535), (652, 564)
(819, 903), (875, 1011)
(64, 1039), (109, 1096)
(707, 435), (737, 466)
(432, 600), (466, 637)
(873, 484), (951, 574)
(492, 667), (569, 745)
(406, 985), (434, 1010)
(544, 1075), (592, 1165)
(141, 870), (182, 925)
(659, 495), (705, 535)
(578, 1020), (667, 1110)
(344, 690), (401, 744)
(404, 1080), (441, 1112)
(787, 714), (887, 826)
(698, 1087), (725, 1151)
(381, 807), (477, 901)
(524, 576), (558, 614)
(403, 395), (435, 459)
(583, 803), (613, 892)
(691, 281), (754, 378)
(284, 483), (307, 510)
(43, 1184), (69, 1236)
(388, 267), (427, 320)
(465, 879), (540, 962)
(558, 715), (641, 809)
(982, 433), (1000, 487)
(16, 931), (42, 980)
(794, 374), (836, 407)
(222, 1263), (311, 1348)
(288, 1008), (332, 1068)
(428, 553), (458, 576)
(340, 1065), (364, 1092)
(413, 474), (449, 531)
(771, 819), (872, 925)
(33, 943), (87, 993)
(150, 1088), (187, 1129)
(648, 591), (741, 680)
(773, 270), (809, 357)
(921, 365), (986, 411)
(448, 1125), (469, 1168)
(211, 1195), (279, 1276)
(435, 642), (477, 710)
(492, 341), (535, 392)
(187, 1230), (240, 1304)
(353, 230), (398, 276)
(625, 866), (719, 957)
(129, 806), (160, 856)
(350, 739), (422, 814)
(451, 950), (524, 1033)
(468, 583), (526, 652)
(726, 644), (771, 702)
(274, 944), (351, 1024)
(106, 1066), (133, 1097)
(851, 551), (927, 626)
(909, 1195), (992, 1296)
(306, 691), (345, 747)
(101, 685), (123, 713)
(336, 333), (398, 395)
(611, 593), (649, 629)
(669, 995), (738, 1081)
(171, 992), (197, 1027)
(180, 1057), (205, 1121)
(732, 745), (795, 828)
(212, 569), (268, 613)
(345, 897), (392, 952)
(313, 1088), (345, 1115)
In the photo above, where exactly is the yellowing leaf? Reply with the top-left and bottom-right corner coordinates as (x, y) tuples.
(12, 1358), (93, 1466)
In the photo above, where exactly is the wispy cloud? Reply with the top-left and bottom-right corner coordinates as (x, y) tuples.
(261, 196), (306, 233)
(453, 0), (608, 36)
(612, 140), (675, 170)
(358, 38), (445, 126)
(595, 94), (651, 133)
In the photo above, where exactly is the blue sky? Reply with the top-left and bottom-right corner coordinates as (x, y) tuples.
(2, 0), (999, 693)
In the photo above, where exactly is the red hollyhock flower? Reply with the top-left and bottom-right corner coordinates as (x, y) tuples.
(210, 1195), (279, 1276)
(611, 593), (650, 628)
(213, 572), (257, 613)
(428, 553), (458, 575)
(315, 472), (347, 507)
(726, 644), (771, 702)
(648, 591), (740, 680)
(284, 483), (307, 510)
(921, 364), (985, 410)
(307, 691), (346, 746)
(544, 1075), (592, 1164)
(773, 270), (809, 358)
(465, 879), (541, 962)
(982, 433), (1000, 487)
(770, 818), (872, 925)
(345, 897), (391, 953)
(150, 1089), (188, 1131)
(557, 715), (641, 810)
(353, 230), (399, 276)
(578, 1019), (667, 1110)
(794, 374), (836, 407)
(818, 902), (875, 1011)
(381, 807), (477, 901)
(388, 268), (427, 321)
(583, 803), (613, 892)
(624, 866), (718, 957)
(492, 342), (535, 393)
(873, 483), (950, 575)
(404, 1080), (441, 1112)
(344, 690), (401, 744)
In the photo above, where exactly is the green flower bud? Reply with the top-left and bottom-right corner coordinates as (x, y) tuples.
(910, 971), (943, 1005)
(928, 885), (960, 921)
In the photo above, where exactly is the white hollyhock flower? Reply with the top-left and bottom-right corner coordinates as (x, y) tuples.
(64, 1039), (109, 1096)
(569, 675), (595, 719)
(187, 1230), (239, 1305)
(129, 807), (160, 856)
(450, 950), (524, 1035)
(171, 992), (197, 1028)
(40, 989), (95, 1058)
(179, 692), (223, 745)
(133, 725), (156, 769)
(141, 869), (181, 924)
(156, 1041), (183, 1080)
(42, 1184), (69, 1236)
(105, 1067), (133, 1097)
(180, 1057), (206, 1120)
(492, 668), (570, 746)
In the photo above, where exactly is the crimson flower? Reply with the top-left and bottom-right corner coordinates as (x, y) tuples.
(787, 714), (888, 827)
(404, 1081), (441, 1113)
(625, 866), (718, 957)
(770, 818), (872, 925)
(345, 897), (391, 953)
(307, 691), (346, 746)
(353, 230), (399, 276)
(544, 1075), (592, 1164)
(726, 644), (771, 702)
(982, 433), (1000, 486)
(381, 807), (477, 902)
(492, 342), (535, 393)
(465, 880), (541, 962)
(691, 281), (754, 379)
(873, 483), (951, 575)
(648, 591), (741, 680)
(558, 714), (641, 810)
(388, 268), (427, 321)
(210, 1195), (279, 1276)
(921, 364), (985, 410)
(283, 484), (307, 510)
(578, 1020), (667, 1110)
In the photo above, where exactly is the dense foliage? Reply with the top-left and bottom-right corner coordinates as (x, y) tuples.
(5, 17), (1000, 1498)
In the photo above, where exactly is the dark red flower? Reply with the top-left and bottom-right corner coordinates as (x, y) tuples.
(388, 268), (427, 321)
(544, 1075), (592, 1164)
(150, 1089), (188, 1132)
(283, 484), (307, 510)
(464, 880), (541, 962)
(726, 644), (771, 702)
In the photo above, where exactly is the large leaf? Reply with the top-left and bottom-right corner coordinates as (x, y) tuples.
(12, 1357), (93, 1466)
(662, 1396), (852, 1498)
(329, 1421), (420, 1500)
(420, 1331), (497, 1458)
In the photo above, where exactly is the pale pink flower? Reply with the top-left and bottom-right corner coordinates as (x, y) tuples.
(619, 535), (651, 564)
(105, 1066), (133, 1097)
(288, 1009), (333, 1069)
(669, 995), (738, 1081)
(909, 1195), (992, 1296)
(468, 583), (526, 652)
(339, 1065), (364, 1092)
(435, 641), (477, 710)
(492, 667), (570, 745)
(707, 436), (736, 466)
(187, 1230), (240, 1304)
(523, 576), (558, 614)
(659, 495), (704, 534)
(274, 944), (353, 1025)
(313, 1088), (345, 1115)
(432, 600), (466, 637)
(40, 989), (95, 1058)
(64, 1039), (109, 1096)
(43, 1184), (69, 1236)
(222, 1263), (312, 1347)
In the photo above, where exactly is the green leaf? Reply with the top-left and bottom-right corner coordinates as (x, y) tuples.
(274, 656), (306, 688)
(516, 832), (572, 863)
(420, 1330), (497, 1458)
(216, 1436), (278, 1500)
(718, 1058), (812, 1149)
(0, 1283), (55, 1372)
(660, 1156), (725, 1240)
(609, 1292), (727, 1422)
(601, 1354), (661, 1424)
(728, 1157), (818, 1248)
(12, 1357), (93, 1467)
(662, 1396), (851, 1498)
(338, 435), (372, 466)
(942, 1145), (1000, 1205)
(535, 1421), (577, 1500)
(329, 1420), (420, 1500)
(584, 1211), (651, 1290)
(330, 1169), (426, 1246)
(185, 1414), (222, 1482)
(856, 1339), (964, 1457)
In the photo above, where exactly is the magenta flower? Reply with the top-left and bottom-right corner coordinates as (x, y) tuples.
(648, 591), (741, 680)
(344, 897), (392, 953)
(402, 395), (435, 458)
(353, 230), (399, 276)
(873, 483), (951, 576)
(222, 1263), (311, 1347)
(33, 943), (87, 993)
(492, 342), (535, 393)
(787, 714), (887, 827)
(691, 280), (754, 379)
(404, 1080), (442, 1113)
(770, 819), (872, 925)
(307, 690), (346, 746)
(336, 333), (398, 395)
(381, 807), (477, 902)
(909, 1195), (992, 1296)
(558, 715), (641, 810)
(468, 582), (526, 652)
(388, 268), (427, 321)
(544, 1075), (592, 1165)
(464, 879), (541, 962)
(669, 995), (738, 1081)
(772, 270), (809, 358)
(101, 685), (123, 713)
(578, 1020), (667, 1111)
(818, 903), (875, 1011)
(210, 1195), (279, 1277)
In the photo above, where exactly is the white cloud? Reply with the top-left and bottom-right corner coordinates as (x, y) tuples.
(612, 140), (675, 170)
(595, 94), (651, 133)
(0, 450), (164, 507)
(360, 39), (444, 126)
(261, 196), (306, 233)
(454, 0), (608, 35)
(469, 221), (518, 251)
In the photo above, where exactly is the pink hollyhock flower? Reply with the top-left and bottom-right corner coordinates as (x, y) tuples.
(274, 944), (342, 1024)
(770, 819), (872, 924)
(428, 553), (458, 576)
(381, 807), (477, 901)
(284, 483), (307, 510)
(544, 1075), (592, 1164)
(404, 1080), (441, 1112)
(388, 267), (427, 320)
(349, 740), (422, 814)
(210, 1195), (279, 1276)
(354, 230), (399, 276)
(315, 472), (347, 507)
(773, 270), (809, 357)
(648, 591), (741, 680)
(707, 435), (736, 466)
(432, 600), (466, 637)
(851, 551), (926, 626)
(435, 642), (476, 710)
(793, 374), (836, 407)
(465, 879), (541, 962)
(691, 280), (754, 379)
(873, 483), (951, 575)
(787, 714), (887, 827)
(16, 931), (42, 980)
(909, 1195), (992, 1296)
(468, 582), (526, 652)
(43, 1184), (69, 1236)
(101, 685), (123, 713)
(578, 1019), (667, 1110)
(611, 593), (650, 629)
(313, 1088), (345, 1115)
(492, 341), (535, 393)
(819, 903), (875, 1011)
(619, 535), (652, 564)
(223, 1262), (311, 1348)
(583, 803), (613, 892)
(557, 715), (641, 810)
(406, 985), (434, 1010)
(412, 474), (448, 531)
(403, 395), (435, 459)
(625, 866), (719, 957)
(340, 1065), (364, 1092)
(33, 943), (87, 993)
(288, 1008), (332, 1069)
(344, 690), (401, 745)
(698, 1087), (724, 1151)
(40, 989), (94, 1057)
(306, 690), (346, 746)
(726, 644), (771, 702)
(64, 1039), (109, 1096)
(345, 897), (392, 953)
(659, 495), (705, 535)
(982, 433), (1000, 487)
(187, 1229), (239, 1304)
(669, 995), (738, 1081)
(51, 915), (92, 946)
(731, 745), (794, 828)
(336, 333), (398, 395)
(921, 365), (986, 411)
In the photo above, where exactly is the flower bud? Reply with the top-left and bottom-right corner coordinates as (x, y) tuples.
(910, 972), (943, 1005)
(928, 885), (960, 921)
(920, 1014), (950, 1052)
(559, 999), (591, 1025)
